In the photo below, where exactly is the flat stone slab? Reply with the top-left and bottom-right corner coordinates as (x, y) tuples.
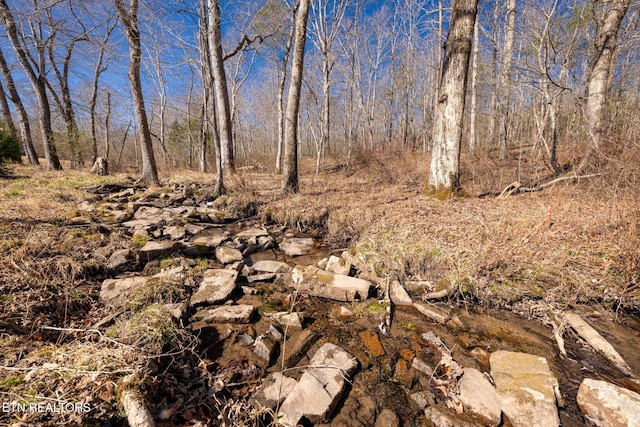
(250, 372), (298, 409)
(163, 225), (186, 240)
(133, 206), (164, 219)
(247, 273), (277, 283)
(191, 304), (255, 324)
(389, 280), (413, 306)
(253, 335), (276, 362)
(184, 223), (205, 235)
(280, 237), (316, 257)
(100, 276), (149, 308)
(459, 368), (502, 427)
(236, 228), (270, 239)
(272, 312), (304, 329)
(278, 343), (358, 426)
(122, 206), (171, 229)
(411, 357), (434, 376)
(577, 378), (640, 427)
(282, 329), (318, 368)
(289, 266), (371, 302)
(215, 245), (243, 264)
(190, 229), (230, 247)
(107, 249), (132, 271)
(190, 269), (238, 307)
(490, 350), (559, 427)
(424, 406), (480, 427)
(139, 240), (177, 260)
(412, 302), (450, 324)
(325, 255), (351, 275)
(252, 260), (291, 274)
(101, 267), (184, 308)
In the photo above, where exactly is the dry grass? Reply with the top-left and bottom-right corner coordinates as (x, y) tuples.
(240, 151), (640, 313)
(2, 153), (638, 314)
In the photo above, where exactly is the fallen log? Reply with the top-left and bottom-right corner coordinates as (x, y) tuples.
(562, 311), (633, 376)
(497, 174), (602, 198)
(121, 374), (156, 427)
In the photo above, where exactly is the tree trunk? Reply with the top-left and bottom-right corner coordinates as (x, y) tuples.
(115, 0), (160, 186)
(309, 0), (347, 170)
(104, 92), (112, 160)
(427, 0), (478, 196)
(187, 70), (195, 169)
(282, 0), (310, 195)
(200, 0), (224, 195)
(0, 0), (60, 170)
(469, 12), (479, 155)
(89, 17), (116, 164)
(89, 42), (107, 163)
(152, 42), (170, 167)
(497, 0), (516, 160)
(276, 5), (296, 173)
(434, 0), (443, 129)
(208, 0), (235, 174)
(319, 56), (330, 174)
(49, 37), (85, 169)
(0, 48), (38, 165)
(199, 98), (208, 173)
(488, 0), (500, 154)
(0, 80), (16, 137)
(198, 0), (210, 174)
(585, 0), (631, 150)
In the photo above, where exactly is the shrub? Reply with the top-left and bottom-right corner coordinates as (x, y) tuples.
(0, 129), (21, 177)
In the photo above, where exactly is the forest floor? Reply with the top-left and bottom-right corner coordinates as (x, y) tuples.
(0, 150), (638, 425)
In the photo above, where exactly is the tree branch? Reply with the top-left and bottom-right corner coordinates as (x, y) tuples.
(498, 173), (603, 198)
(223, 30), (277, 61)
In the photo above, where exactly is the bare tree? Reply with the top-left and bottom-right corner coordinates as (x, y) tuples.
(340, 4), (391, 153)
(115, 0), (160, 186)
(145, 26), (172, 166)
(200, 0), (224, 195)
(208, 0), (235, 174)
(309, 0), (348, 174)
(46, 5), (89, 170)
(0, 78), (14, 137)
(532, 1), (563, 175)
(585, 0), (631, 152)
(277, 1), (296, 173)
(469, 10), (479, 155)
(104, 92), (112, 161)
(282, 0), (310, 194)
(89, 17), (117, 163)
(497, 0), (516, 160)
(427, 0), (478, 195)
(0, 0), (61, 169)
(0, 47), (38, 164)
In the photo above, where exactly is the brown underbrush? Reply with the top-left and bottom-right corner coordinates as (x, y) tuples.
(251, 149), (640, 313)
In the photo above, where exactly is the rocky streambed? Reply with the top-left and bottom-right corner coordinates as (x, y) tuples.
(67, 183), (640, 426)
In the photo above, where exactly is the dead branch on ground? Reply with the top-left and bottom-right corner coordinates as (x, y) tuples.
(497, 173), (602, 199)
